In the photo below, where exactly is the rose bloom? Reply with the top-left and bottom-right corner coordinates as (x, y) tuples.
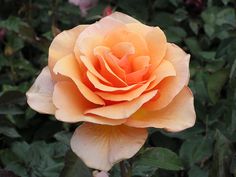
(26, 12), (196, 171)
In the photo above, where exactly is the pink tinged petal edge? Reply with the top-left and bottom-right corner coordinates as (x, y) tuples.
(71, 123), (148, 171)
(26, 67), (56, 114)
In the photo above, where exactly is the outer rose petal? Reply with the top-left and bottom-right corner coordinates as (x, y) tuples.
(109, 12), (140, 24)
(71, 123), (147, 171)
(53, 81), (125, 125)
(48, 25), (87, 79)
(125, 87), (196, 132)
(26, 67), (56, 114)
(85, 90), (157, 119)
(145, 43), (190, 110)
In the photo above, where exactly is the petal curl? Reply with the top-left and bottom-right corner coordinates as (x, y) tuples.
(26, 67), (56, 114)
(53, 81), (125, 125)
(145, 43), (190, 110)
(48, 25), (87, 79)
(53, 54), (105, 105)
(85, 90), (157, 119)
(71, 123), (147, 171)
(125, 87), (196, 132)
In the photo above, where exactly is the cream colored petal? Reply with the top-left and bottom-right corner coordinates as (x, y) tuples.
(125, 87), (196, 132)
(109, 12), (140, 24)
(26, 67), (56, 114)
(71, 123), (147, 171)
(53, 81), (125, 125)
(85, 90), (157, 119)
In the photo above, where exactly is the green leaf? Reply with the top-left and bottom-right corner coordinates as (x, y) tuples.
(133, 147), (183, 172)
(0, 126), (21, 138)
(60, 150), (92, 177)
(180, 136), (213, 167)
(207, 69), (229, 103)
(188, 165), (208, 177)
(54, 131), (72, 146)
(0, 16), (23, 32)
(209, 130), (233, 177)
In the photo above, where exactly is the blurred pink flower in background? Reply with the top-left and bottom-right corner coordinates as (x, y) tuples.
(102, 6), (113, 17)
(93, 171), (109, 177)
(68, 0), (98, 16)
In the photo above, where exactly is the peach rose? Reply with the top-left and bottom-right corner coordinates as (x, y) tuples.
(26, 12), (196, 171)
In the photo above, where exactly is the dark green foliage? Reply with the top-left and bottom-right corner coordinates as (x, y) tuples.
(0, 0), (236, 176)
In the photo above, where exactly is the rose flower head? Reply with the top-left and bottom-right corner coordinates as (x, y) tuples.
(26, 12), (196, 171)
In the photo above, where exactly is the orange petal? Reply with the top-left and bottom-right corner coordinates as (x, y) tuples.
(95, 48), (127, 87)
(125, 87), (196, 132)
(95, 47), (126, 81)
(26, 67), (56, 114)
(53, 54), (105, 105)
(145, 43), (190, 110)
(80, 55), (112, 85)
(48, 25), (87, 80)
(71, 123), (147, 171)
(126, 67), (150, 85)
(104, 28), (148, 57)
(86, 71), (138, 92)
(147, 60), (176, 91)
(85, 90), (157, 119)
(132, 56), (150, 71)
(95, 76), (155, 101)
(75, 16), (125, 61)
(104, 53), (126, 81)
(111, 42), (135, 58)
(53, 81), (125, 125)
(146, 27), (167, 72)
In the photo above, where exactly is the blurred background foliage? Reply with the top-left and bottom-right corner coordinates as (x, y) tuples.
(0, 0), (236, 176)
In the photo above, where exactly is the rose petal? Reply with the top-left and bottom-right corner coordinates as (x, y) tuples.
(80, 55), (112, 85)
(147, 60), (176, 91)
(86, 71), (139, 92)
(125, 87), (196, 132)
(53, 54), (105, 105)
(132, 56), (150, 71)
(26, 67), (56, 114)
(146, 27), (167, 72)
(85, 90), (157, 119)
(109, 12), (140, 24)
(71, 123), (147, 171)
(104, 28), (148, 57)
(144, 43), (190, 110)
(53, 81), (125, 125)
(48, 25), (87, 79)
(75, 16), (125, 60)
(95, 76), (155, 101)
